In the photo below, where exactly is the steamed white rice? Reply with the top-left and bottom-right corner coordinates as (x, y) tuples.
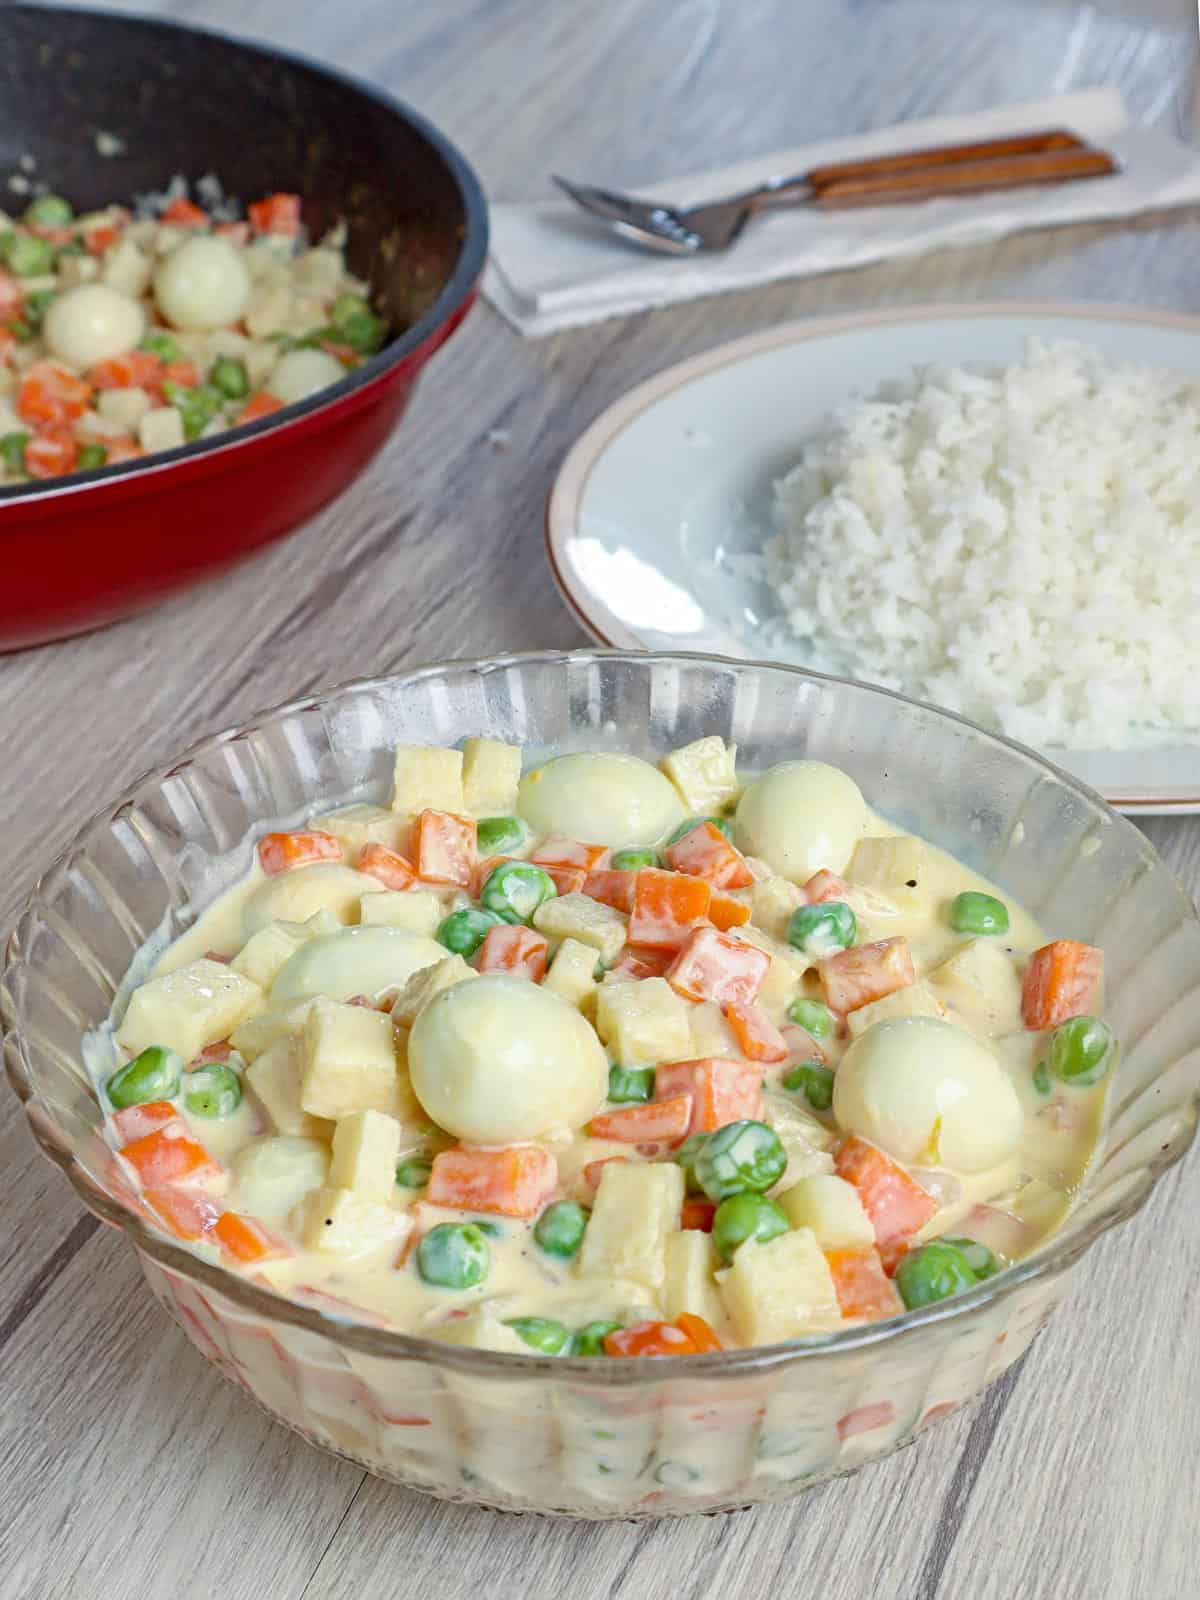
(763, 339), (1200, 750)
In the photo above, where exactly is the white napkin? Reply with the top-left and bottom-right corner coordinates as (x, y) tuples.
(484, 89), (1200, 338)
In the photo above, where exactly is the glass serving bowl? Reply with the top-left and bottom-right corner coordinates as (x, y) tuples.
(4, 651), (1199, 1519)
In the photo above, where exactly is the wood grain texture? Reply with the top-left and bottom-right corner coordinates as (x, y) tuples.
(2, 1), (1198, 1596)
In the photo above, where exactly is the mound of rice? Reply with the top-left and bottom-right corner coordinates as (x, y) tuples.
(764, 339), (1200, 750)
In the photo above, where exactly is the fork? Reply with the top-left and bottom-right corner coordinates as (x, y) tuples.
(554, 130), (1119, 254)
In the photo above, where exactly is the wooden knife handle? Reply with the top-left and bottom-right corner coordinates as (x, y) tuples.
(810, 145), (1117, 207)
(805, 128), (1087, 189)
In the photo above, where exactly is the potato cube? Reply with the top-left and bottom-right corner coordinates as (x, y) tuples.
(390, 954), (477, 1027)
(461, 737), (522, 815)
(293, 247), (343, 297)
(846, 978), (946, 1039)
(97, 386), (151, 429)
(595, 977), (691, 1067)
(231, 921), (308, 991)
(328, 1109), (403, 1199)
(244, 280), (292, 338)
(295, 1185), (409, 1257)
(929, 938), (1023, 1037)
(732, 926), (806, 1009)
(663, 1230), (726, 1329)
(359, 890), (441, 937)
(751, 876), (806, 941)
(311, 803), (406, 856)
(138, 405), (185, 454)
(579, 1160), (684, 1291)
(850, 836), (933, 912)
(533, 893), (627, 964)
(117, 959), (262, 1061)
(232, 1135), (330, 1222)
(687, 999), (741, 1059)
(101, 235), (152, 297)
(230, 1000), (314, 1062)
(390, 744), (463, 816)
(660, 736), (739, 815)
(762, 1092), (835, 1182)
(777, 1175), (875, 1249)
(246, 1036), (335, 1139)
(718, 1229), (841, 1344)
(299, 998), (399, 1119)
(543, 937), (600, 1011)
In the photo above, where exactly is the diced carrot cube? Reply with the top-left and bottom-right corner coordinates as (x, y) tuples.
(606, 946), (672, 980)
(628, 868), (711, 950)
(427, 1145), (558, 1217)
(25, 427), (78, 480)
(604, 1319), (699, 1357)
(681, 1197), (716, 1231)
(589, 1095), (693, 1145)
(825, 1247), (903, 1321)
(162, 197), (209, 226)
(214, 221), (250, 244)
(238, 390), (284, 424)
(654, 1057), (763, 1134)
(477, 924), (548, 981)
(214, 1211), (291, 1264)
(84, 224), (120, 255)
(530, 836), (606, 872)
(161, 359), (200, 389)
(674, 1312), (724, 1352)
(582, 1155), (627, 1191)
(804, 870), (851, 904)
(358, 841), (416, 891)
(542, 863), (587, 896)
(709, 890), (751, 931)
(88, 350), (162, 391)
(248, 192), (302, 235)
(17, 361), (92, 426)
(111, 1100), (177, 1143)
(471, 853), (513, 897)
(667, 925), (768, 1005)
(257, 829), (343, 876)
(104, 437), (143, 464)
(834, 1135), (937, 1251)
(780, 1024), (825, 1064)
(664, 821), (753, 889)
(120, 1122), (221, 1187)
(723, 1000), (788, 1062)
(819, 937), (914, 1014)
(1020, 940), (1104, 1030)
(189, 1038), (232, 1068)
(144, 1185), (221, 1241)
(584, 868), (636, 913)
(414, 809), (475, 887)
(0, 270), (21, 319)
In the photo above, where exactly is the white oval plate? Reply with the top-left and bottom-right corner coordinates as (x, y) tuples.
(548, 302), (1200, 815)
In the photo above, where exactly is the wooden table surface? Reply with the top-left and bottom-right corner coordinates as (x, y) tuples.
(3, 1), (1199, 1595)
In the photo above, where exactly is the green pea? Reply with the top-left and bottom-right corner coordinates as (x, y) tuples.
(396, 1156), (432, 1189)
(0, 432), (29, 472)
(24, 194), (73, 227)
(437, 906), (503, 957)
(505, 1316), (570, 1354)
(480, 860), (557, 925)
(337, 308), (387, 355)
(782, 1062), (835, 1113)
(673, 1132), (709, 1191)
(711, 1192), (789, 1264)
(939, 1236), (1001, 1280)
(948, 891), (1010, 937)
(1032, 1059), (1051, 1097)
(0, 231), (54, 276)
(693, 1119), (787, 1202)
(666, 816), (733, 846)
(475, 815), (527, 855)
(474, 1221), (504, 1238)
(416, 1222), (490, 1288)
(330, 293), (371, 326)
(786, 901), (856, 957)
(5, 318), (33, 343)
(141, 329), (180, 362)
(895, 1240), (978, 1310)
(184, 1063), (242, 1118)
(786, 997), (836, 1039)
(607, 1065), (654, 1103)
(22, 288), (55, 329)
(107, 1045), (183, 1109)
(210, 356), (249, 400)
(571, 1320), (621, 1356)
(533, 1200), (589, 1258)
(76, 443), (108, 471)
(611, 848), (658, 871)
(165, 381), (224, 440)
(1048, 1015), (1115, 1087)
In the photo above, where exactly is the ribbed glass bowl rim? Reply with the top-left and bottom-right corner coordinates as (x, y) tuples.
(4, 648), (1197, 1382)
